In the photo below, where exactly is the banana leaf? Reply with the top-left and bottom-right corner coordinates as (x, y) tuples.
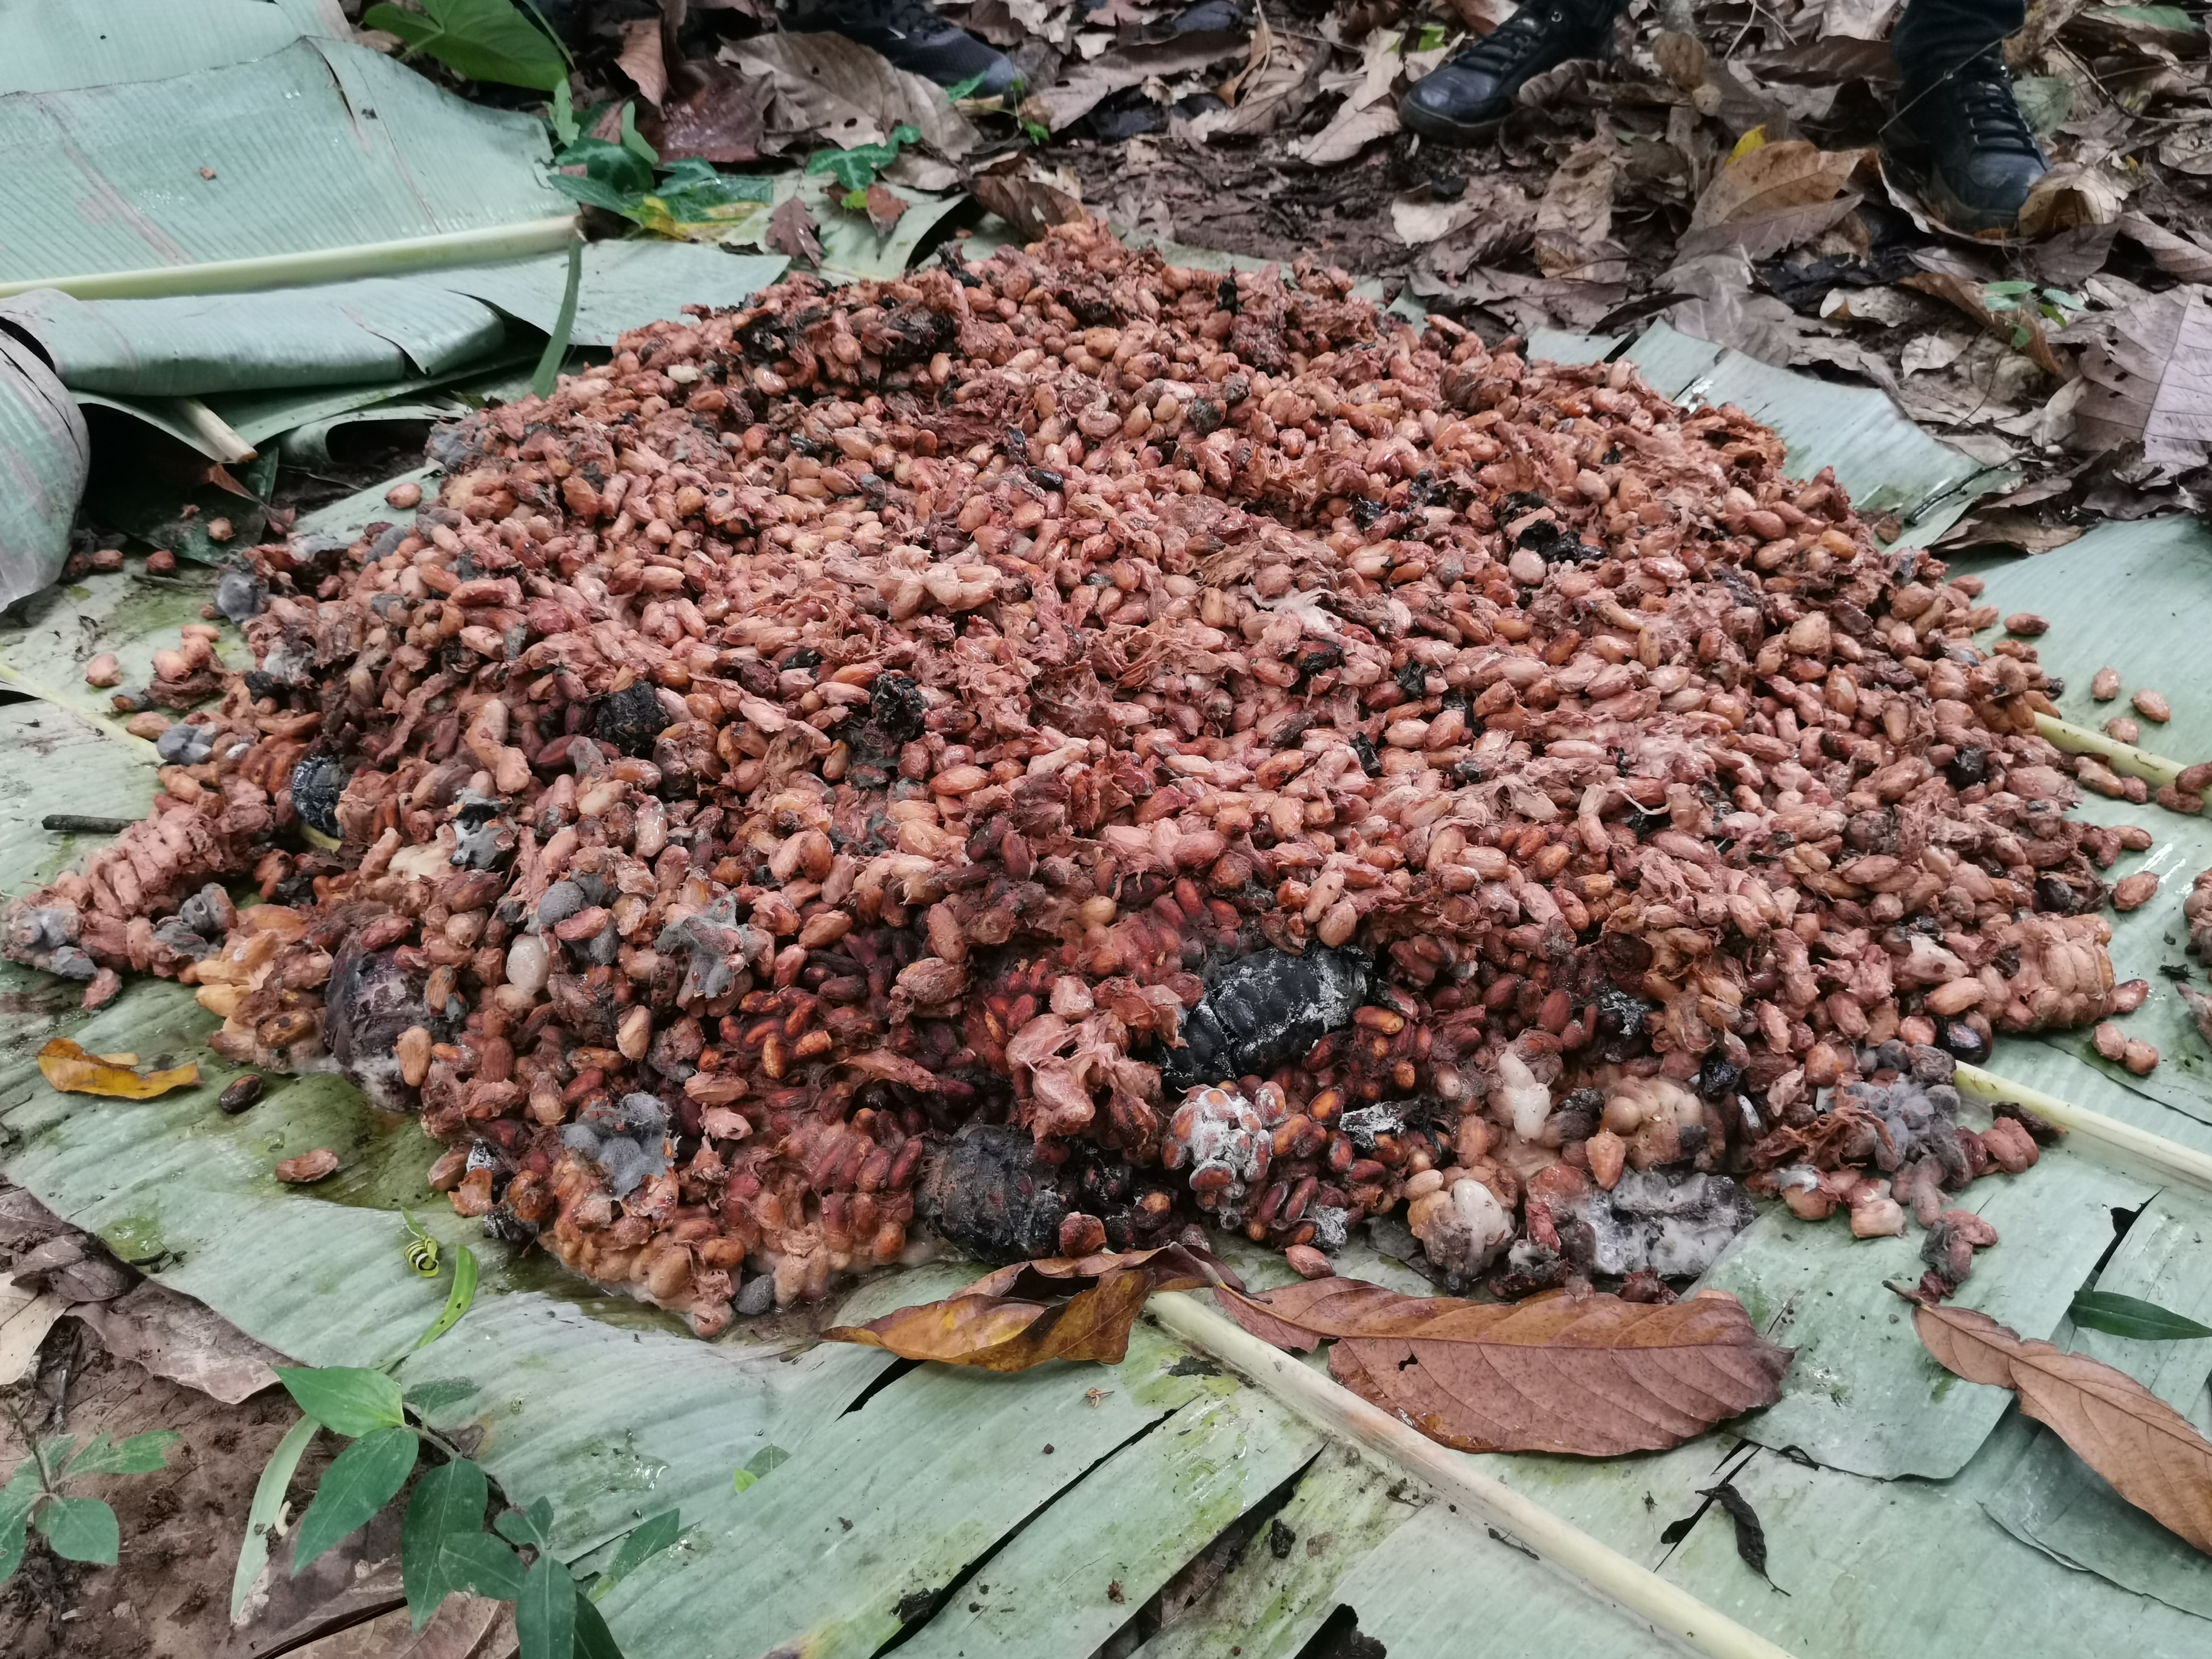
(10, 267), (2212, 1659)
(0, 332), (90, 608)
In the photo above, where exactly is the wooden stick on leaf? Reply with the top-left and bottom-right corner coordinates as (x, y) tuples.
(1148, 1291), (1800, 1659)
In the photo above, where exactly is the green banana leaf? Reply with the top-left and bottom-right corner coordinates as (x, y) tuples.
(0, 332), (90, 608)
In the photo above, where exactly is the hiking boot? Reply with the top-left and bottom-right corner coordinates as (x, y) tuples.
(1398, 2), (1617, 144)
(786, 0), (1021, 98)
(1883, 53), (2049, 233)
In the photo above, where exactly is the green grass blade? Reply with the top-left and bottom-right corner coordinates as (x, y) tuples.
(412, 1244), (483, 1355)
(531, 242), (585, 400)
(232, 1416), (318, 1621)
(2070, 1290), (2212, 1341)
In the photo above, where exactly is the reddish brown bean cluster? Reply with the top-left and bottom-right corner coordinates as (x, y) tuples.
(4, 223), (2138, 1332)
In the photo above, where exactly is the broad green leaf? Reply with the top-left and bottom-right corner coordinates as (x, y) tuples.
(291, 1427), (419, 1575)
(2069, 1290), (2212, 1341)
(363, 0), (566, 90)
(550, 76), (578, 144)
(553, 136), (656, 195)
(518, 1552), (578, 1659)
(729, 1444), (789, 1494)
(619, 102), (659, 165)
(2099, 4), (2199, 28)
(36, 1497), (119, 1565)
(588, 1507), (679, 1602)
(573, 1590), (623, 1659)
(1984, 280), (2036, 296)
(495, 1496), (555, 1550)
(942, 70), (988, 100)
(1, 1463), (40, 1528)
(35, 1438), (75, 1478)
(279, 1366), (407, 1436)
(411, 1244), (481, 1355)
(546, 173), (645, 217)
(804, 129), (917, 193)
(403, 1458), (491, 1629)
(0, 1508), (25, 1586)
(2011, 74), (2074, 133)
(0, 332), (86, 608)
(64, 1430), (179, 1478)
(1413, 21), (1449, 49)
(233, 1416), (318, 1621)
(431, 1527), (529, 1603)
(532, 241), (583, 400)
(403, 1379), (481, 1416)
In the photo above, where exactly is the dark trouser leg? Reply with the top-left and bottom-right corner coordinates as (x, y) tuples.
(1891, 0), (2026, 83)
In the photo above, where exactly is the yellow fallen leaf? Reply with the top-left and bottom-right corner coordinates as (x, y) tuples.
(1731, 125), (1768, 161)
(38, 1038), (199, 1100)
(95, 1051), (138, 1066)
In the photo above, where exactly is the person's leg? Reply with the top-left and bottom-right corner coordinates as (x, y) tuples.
(1884, 0), (2046, 232)
(786, 0), (1021, 97)
(1399, 0), (1628, 144)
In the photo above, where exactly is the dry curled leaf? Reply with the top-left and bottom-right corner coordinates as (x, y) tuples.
(38, 1037), (198, 1099)
(2120, 213), (2212, 283)
(1688, 139), (1869, 233)
(655, 62), (770, 164)
(970, 173), (1090, 243)
(1913, 1302), (2212, 1555)
(2070, 284), (2212, 468)
(863, 181), (908, 236)
(824, 1244), (1233, 1370)
(2017, 163), (2127, 241)
(1533, 131), (1619, 279)
(618, 16), (669, 107)
(1215, 1279), (1792, 1456)
(767, 195), (823, 266)
(1901, 269), (2070, 379)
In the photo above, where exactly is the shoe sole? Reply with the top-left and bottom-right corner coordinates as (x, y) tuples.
(1398, 102), (1511, 145)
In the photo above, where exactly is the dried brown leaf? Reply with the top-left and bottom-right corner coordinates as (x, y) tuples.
(38, 1037), (198, 1099)
(1746, 37), (1899, 83)
(863, 181), (908, 235)
(656, 62), (769, 163)
(1215, 1281), (1792, 1456)
(2016, 162), (2128, 241)
(1533, 131), (1618, 278)
(1901, 269), (2070, 378)
(2071, 283), (2212, 467)
(768, 196), (823, 266)
(971, 172), (1090, 242)
(1819, 0), (1900, 36)
(618, 16), (670, 107)
(2119, 213), (2212, 283)
(1677, 193), (1862, 261)
(1688, 139), (1869, 232)
(1914, 1302), (2212, 1555)
(823, 1244), (1229, 1370)
(1651, 28), (1708, 92)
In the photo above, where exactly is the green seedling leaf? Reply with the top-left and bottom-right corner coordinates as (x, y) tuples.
(363, 0), (567, 90)
(574, 1590), (623, 1659)
(550, 77), (580, 145)
(278, 1366), (406, 1436)
(589, 1507), (681, 1601)
(495, 1496), (555, 1550)
(0, 1508), (26, 1586)
(35, 1497), (119, 1566)
(518, 1552), (579, 1659)
(411, 1244), (481, 1354)
(1413, 21), (1449, 50)
(1, 1464), (40, 1529)
(1984, 280), (2037, 295)
(426, 1527), (528, 1604)
(2100, 4), (2199, 28)
(552, 136), (656, 196)
(403, 1379), (481, 1417)
(2012, 74), (2074, 133)
(943, 70), (989, 100)
(619, 101), (660, 166)
(64, 1431), (179, 1478)
(1023, 119), (1051, 145)
(805, 126), (920, 192)
(36, 1436), (76, 1478)
(2042, 288), (2085, 309)
(292, 1427), (419, 1576)
(729, 1444), (789, 1495)
(2070, 1290), (2212, 1341)
(546, 172), (645, 216)
(233, 1416), (318, 1621)
(403, 1458), (491, 1628)
(2010, 325), (2033, 349)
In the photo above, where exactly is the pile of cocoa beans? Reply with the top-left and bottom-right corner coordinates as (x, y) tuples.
(4, 221), (2136, 1333)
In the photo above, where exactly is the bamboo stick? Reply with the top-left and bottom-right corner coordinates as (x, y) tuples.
(1147, 1290), (1800, 1659)
(175, 398), (256, 465)
(2034, 712), (2186, 789)
(0, 216), (579, 301)
(1953, 1062), (2212, 1193)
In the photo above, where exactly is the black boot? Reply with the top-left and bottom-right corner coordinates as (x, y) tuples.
(1883, 52), (2048, 233)
(785, 0), (1021, 98)
(1398, 2), (1618, 144)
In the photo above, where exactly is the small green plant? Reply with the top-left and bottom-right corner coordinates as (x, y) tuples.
(363, 0), (569, 91)
(232, 1227), (680, 1655)
(1022, 119), (1053, 146)
(1, 1414), (179, 1587)
(545, 96), (775, 238)
(1982, 280), (2085, 349)
(805, 127), (923, 195)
